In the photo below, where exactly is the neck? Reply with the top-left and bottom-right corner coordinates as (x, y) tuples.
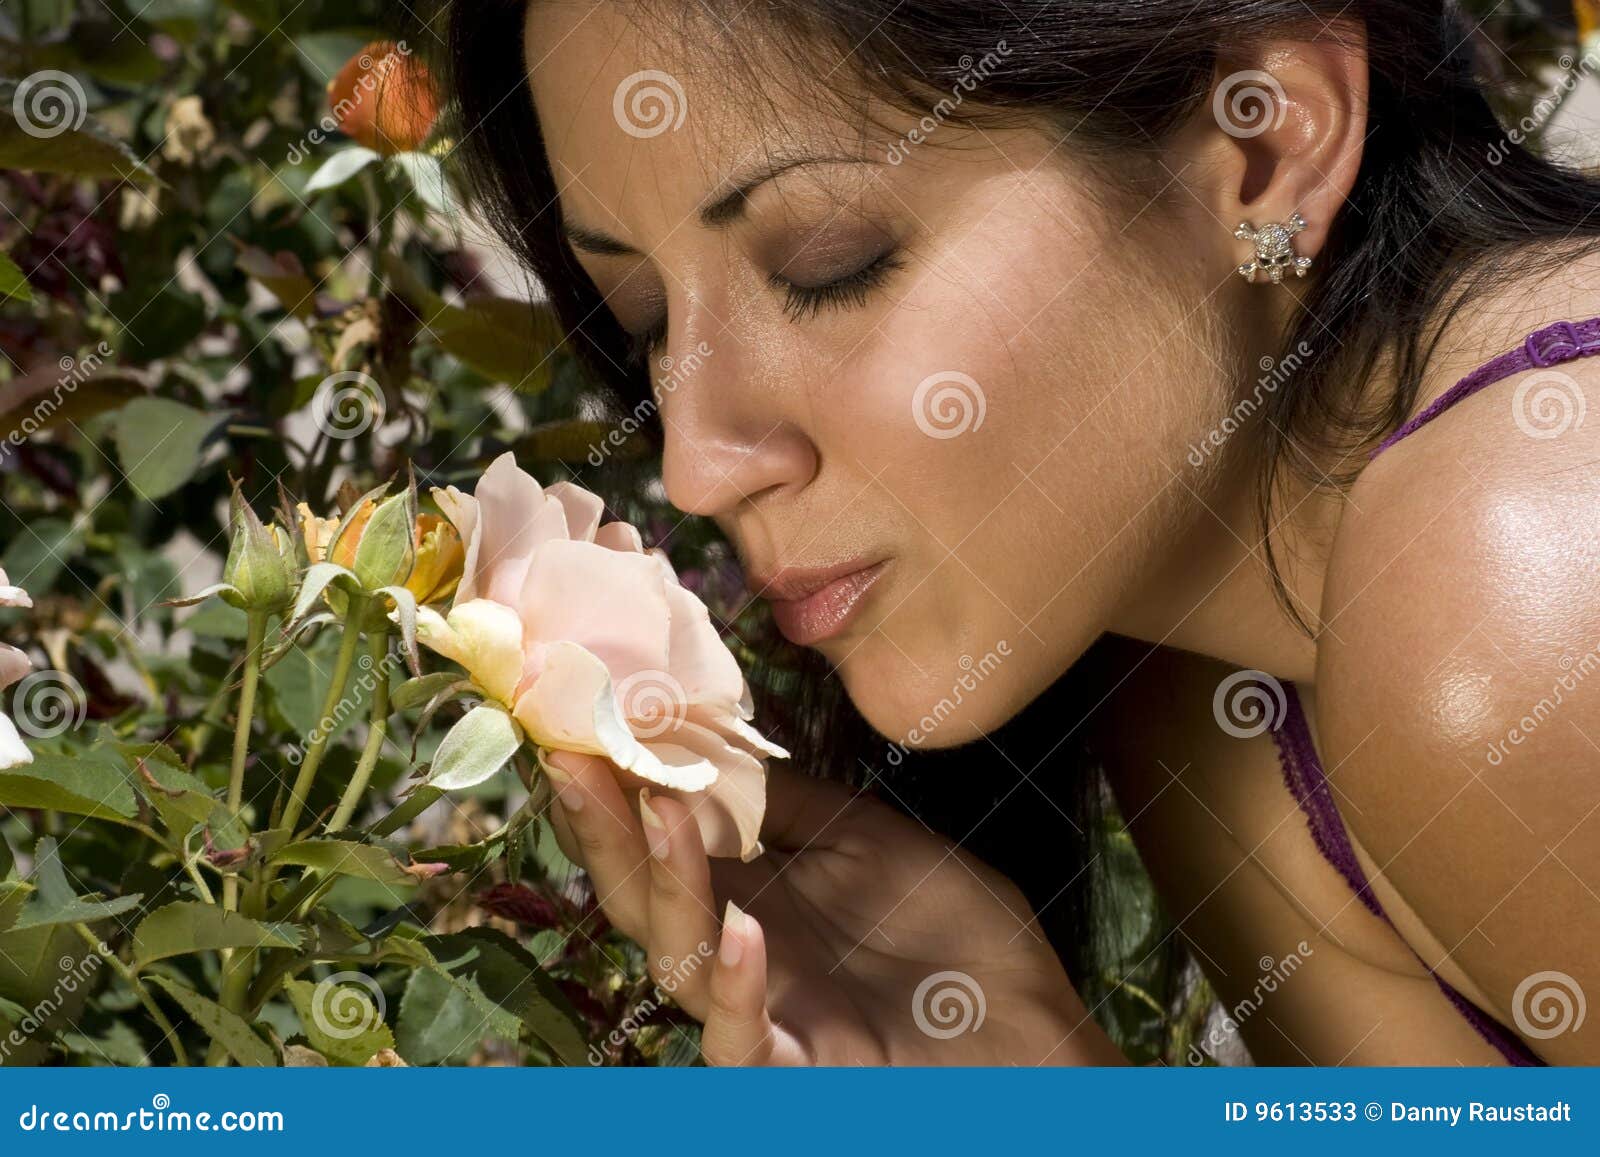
(1110, 439), (1342, 685)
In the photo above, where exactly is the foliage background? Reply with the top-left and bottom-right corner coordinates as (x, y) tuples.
(0, 0), (1586, 1066)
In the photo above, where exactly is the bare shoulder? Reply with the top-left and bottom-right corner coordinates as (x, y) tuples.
(1312, 249), (1600, 1062)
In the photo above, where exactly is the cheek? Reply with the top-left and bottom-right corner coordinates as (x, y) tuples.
(814, 203), (1217, 742)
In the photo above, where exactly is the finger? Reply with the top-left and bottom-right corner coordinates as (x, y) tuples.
(540, 749), (651, 939)
(546, 795), (579, 865)
(637, 789), (720, 1020)
(700, 902), (807, 1066)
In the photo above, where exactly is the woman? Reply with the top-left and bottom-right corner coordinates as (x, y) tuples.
(439, 0), (1600, 1065)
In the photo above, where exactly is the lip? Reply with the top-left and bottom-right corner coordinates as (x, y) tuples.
(753, 559), (890, 646)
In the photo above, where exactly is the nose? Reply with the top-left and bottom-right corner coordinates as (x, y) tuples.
(655, 320), (818, 518)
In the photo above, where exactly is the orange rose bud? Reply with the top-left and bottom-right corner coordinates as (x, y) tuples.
(1580, 0), (1599, 42)
(327, 40), (438, 155)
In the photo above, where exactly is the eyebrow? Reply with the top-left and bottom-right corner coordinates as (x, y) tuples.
(561, 153), (877, 255)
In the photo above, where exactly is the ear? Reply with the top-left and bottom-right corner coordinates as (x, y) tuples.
(1167, 21), (1368, 283)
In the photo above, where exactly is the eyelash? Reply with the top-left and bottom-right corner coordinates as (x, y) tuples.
(621, 249), (904, 368)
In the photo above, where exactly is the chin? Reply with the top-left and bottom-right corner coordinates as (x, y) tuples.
(834, 630), (1028, 754)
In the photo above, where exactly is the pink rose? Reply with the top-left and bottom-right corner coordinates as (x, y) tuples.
(415, 454), (787, 860)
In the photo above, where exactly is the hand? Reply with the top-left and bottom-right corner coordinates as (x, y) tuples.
(542, 751), (1125, 1066)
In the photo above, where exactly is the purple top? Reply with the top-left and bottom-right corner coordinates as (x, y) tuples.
(1270, 316), (1600, 1066)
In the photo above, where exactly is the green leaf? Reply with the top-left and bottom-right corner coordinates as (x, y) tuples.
(1, 516), (85, 597)
(181, 600), (250, 639)
(284, 975), (395, 1066)
(0, 249), (32, 304)
(425, 928), (590, 1065)
(0, 882), (31, 933)
(0, 79), (154, 183)
(397, 964), (518, 1066)
(131, 901), (302, 968)
(304, 146), (380, 195)
(149, 976), (278, 1067)
(12, 837), (142, 931)
(113, 397), (222, 501)
(426, 297), (565, 390)
(370, 786), (442, 837)
(426, 704), (521, 792)
(269, 839), (421, 887)
(0, 750), (138, 822)
(389, 672), (466, 713)
(108, 281), (208, 362)
(389, 151), (455, 216)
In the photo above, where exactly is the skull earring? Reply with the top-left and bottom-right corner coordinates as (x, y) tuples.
(1235, 212), (1312, 284)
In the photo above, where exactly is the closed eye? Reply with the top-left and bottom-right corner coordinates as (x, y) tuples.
(769, 249), (904, 322)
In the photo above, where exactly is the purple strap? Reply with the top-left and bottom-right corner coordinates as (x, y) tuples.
(1270, 685), (1543, 1066)
(1372, 317), (1600, 457)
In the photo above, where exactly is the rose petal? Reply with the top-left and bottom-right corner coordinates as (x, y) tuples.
(642, 717), (767, 860)
(515, 539), (671, 678)
(544, 481), (605, 544)
(0, 643), (30, 692)
(416, 599), (524, 706)
(661, 581), (746, 709)
(0, 713), (32, 769)
(594, 521), (643, 554)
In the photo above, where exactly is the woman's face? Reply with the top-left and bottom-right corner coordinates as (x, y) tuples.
(526, 1), (1243, 744)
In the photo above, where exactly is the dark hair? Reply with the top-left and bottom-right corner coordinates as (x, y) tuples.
(424, 0), (1600, 1051)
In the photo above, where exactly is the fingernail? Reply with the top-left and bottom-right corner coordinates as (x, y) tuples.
(540, 754), (583, 812)
(720, 900), (745, 968)
(639, 789), (669, 861)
